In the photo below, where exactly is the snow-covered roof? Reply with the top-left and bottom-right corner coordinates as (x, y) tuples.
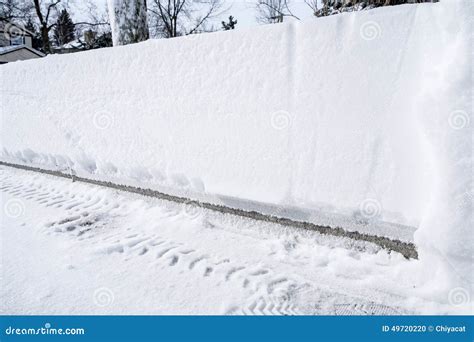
(0, 45), (45, 57)
(0, 46), (19, 54)
(59, 40), (84, 49)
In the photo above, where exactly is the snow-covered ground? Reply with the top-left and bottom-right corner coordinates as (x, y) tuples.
(0, 166), (469, 315)
(0, 0), (472, 315)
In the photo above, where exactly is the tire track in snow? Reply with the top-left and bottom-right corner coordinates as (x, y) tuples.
(0, 171), (310, 315)
(0, 167), (412, 315)
(0, 161), (418, 259)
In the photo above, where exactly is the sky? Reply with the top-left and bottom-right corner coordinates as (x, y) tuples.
(71, 0), (317, 31)
(213, 0), (316, 28)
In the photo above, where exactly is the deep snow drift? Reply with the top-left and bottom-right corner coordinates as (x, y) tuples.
(0, 1), (472, 303)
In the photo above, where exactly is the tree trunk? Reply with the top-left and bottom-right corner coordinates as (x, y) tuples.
(40, 26), (51, 54)
(107, 0), (149, 46)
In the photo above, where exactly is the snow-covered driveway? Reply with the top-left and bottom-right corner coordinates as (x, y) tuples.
(0, 166), (445, 315)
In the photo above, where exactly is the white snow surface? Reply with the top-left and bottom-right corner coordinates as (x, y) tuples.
(0, 1), (472, 301)
(0, 166), (469, 315)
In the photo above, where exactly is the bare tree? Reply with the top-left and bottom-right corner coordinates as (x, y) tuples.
(256, 0), (299, 24)
(2, 0), (114, 52)
(0, 0), (33, 22)
(0, 0), (21, 21)
(74, 0), (110, 38)
(74, 1), (112, 49)
(1, 0), (64, 53)
(315, 0), (436, 16)
(75, 0), (110, 29)
(32, 0), (62, 54)
(304, 0), (318, 16)
(148, 0), (225, 38)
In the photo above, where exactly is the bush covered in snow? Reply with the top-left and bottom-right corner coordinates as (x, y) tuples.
(315, 0), (437, 16)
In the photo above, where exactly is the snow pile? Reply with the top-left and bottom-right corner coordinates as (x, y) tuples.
(410, 1), (472, 301)
(1, 1), (472, 302)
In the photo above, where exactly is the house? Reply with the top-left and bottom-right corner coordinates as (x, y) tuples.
(0, 20), (45, 64)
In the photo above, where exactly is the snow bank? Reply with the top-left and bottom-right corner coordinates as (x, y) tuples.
(1, 1), (472, 301)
